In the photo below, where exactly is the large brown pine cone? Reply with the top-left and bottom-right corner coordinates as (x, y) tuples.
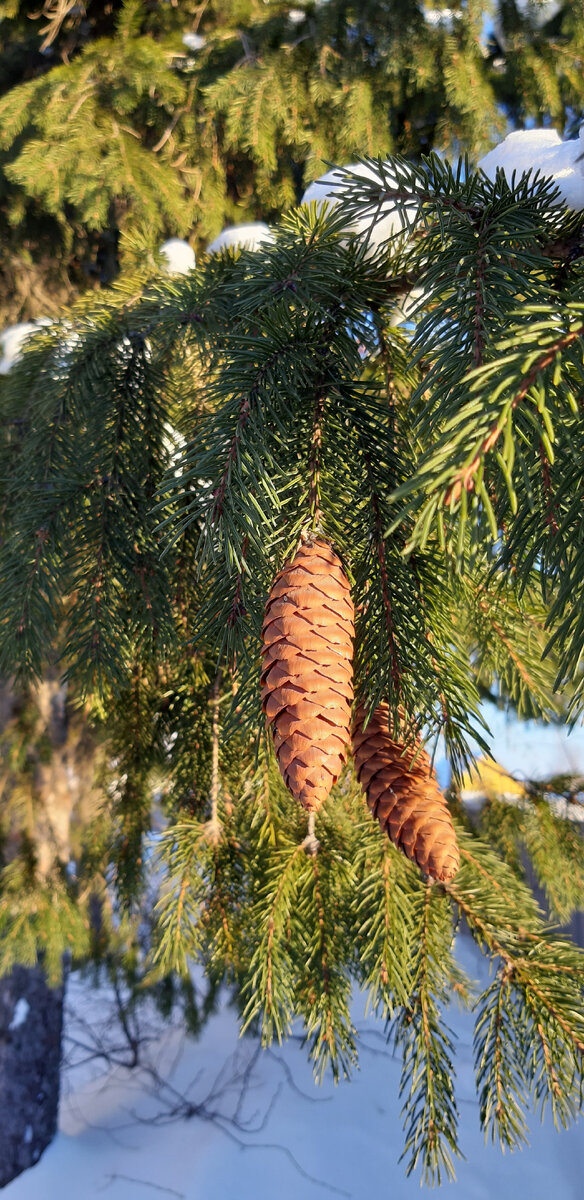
(261, 539), (354, 810)
(352, 704), (459, 882)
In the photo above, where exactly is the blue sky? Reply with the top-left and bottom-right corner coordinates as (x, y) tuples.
(435, 703), (584, 787)
(476, 704), (584, 780)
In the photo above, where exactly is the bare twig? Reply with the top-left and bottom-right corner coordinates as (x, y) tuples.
(100, 1175), (185, 1199)
(64, 978), (350, 1196)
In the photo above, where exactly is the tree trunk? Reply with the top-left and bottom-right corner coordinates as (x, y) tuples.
(0, 964), (64, 1186)
(0, 677), (101, 1184)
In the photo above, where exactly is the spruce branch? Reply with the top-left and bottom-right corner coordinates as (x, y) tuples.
(444, 326), (584, 505)
(395, 882), (460, 1185)
(446, 828), (584, 1147)
(149, 819), (209, 979)
(241, 840), (305, 1046)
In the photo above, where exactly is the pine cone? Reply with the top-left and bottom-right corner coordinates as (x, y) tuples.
(261, 539), (354, 810)
(352, 704), (459, 881)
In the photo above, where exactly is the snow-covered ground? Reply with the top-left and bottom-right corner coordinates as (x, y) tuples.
(5, 932), (584, 1200)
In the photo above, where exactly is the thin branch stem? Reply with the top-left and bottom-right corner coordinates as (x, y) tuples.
(205, 670), (222, 843)
(309, 391), (325, 529)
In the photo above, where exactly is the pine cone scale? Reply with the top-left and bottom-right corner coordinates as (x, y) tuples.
(261, 539), (354, 810)
(261, 663), (352, 693)
(352, 704), (459, 882)
(265, 644), (350, 665)
(270, 705), (350, 737)
(270, 575), (352, 601)
(262, 614), (352, 645)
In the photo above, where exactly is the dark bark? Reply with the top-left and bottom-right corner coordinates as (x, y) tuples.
(0, 677), (99, 1185)
(0, 964), (64, 1186)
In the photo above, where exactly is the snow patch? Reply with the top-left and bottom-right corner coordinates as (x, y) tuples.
(159, 239), (196, 275)
(388, 286), (425, 327)
(424, 7), (458, 31)
(207, 223), (275, 255)
(0, 319), (52, 375)
(515, 0), (562, 18)
(547, 795), (584, 823)
(8, 998), (30, 1031)
(479, 127), (584, 211)
(182, 32), (206, 52)
(493, 1), (562, 51)
(301, 162), (416, 255)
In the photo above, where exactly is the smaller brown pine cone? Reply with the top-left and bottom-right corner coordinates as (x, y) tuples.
(352, 703), (459, 882)
(261, 539), (354, 811)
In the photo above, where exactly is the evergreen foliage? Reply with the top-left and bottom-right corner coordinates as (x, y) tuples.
(0, 0), (582, 320)
(3, 0), (584, 1186)
(2, 182), (584, 1178)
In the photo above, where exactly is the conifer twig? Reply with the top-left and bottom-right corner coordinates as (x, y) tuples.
(205, 670), (222, 844)
(445, 327), (584, 503)
(308, 391), (325, 530)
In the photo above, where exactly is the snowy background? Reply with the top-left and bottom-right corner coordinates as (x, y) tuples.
(4, 933), (584, 1200)
(5, 710), (584, 1200)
